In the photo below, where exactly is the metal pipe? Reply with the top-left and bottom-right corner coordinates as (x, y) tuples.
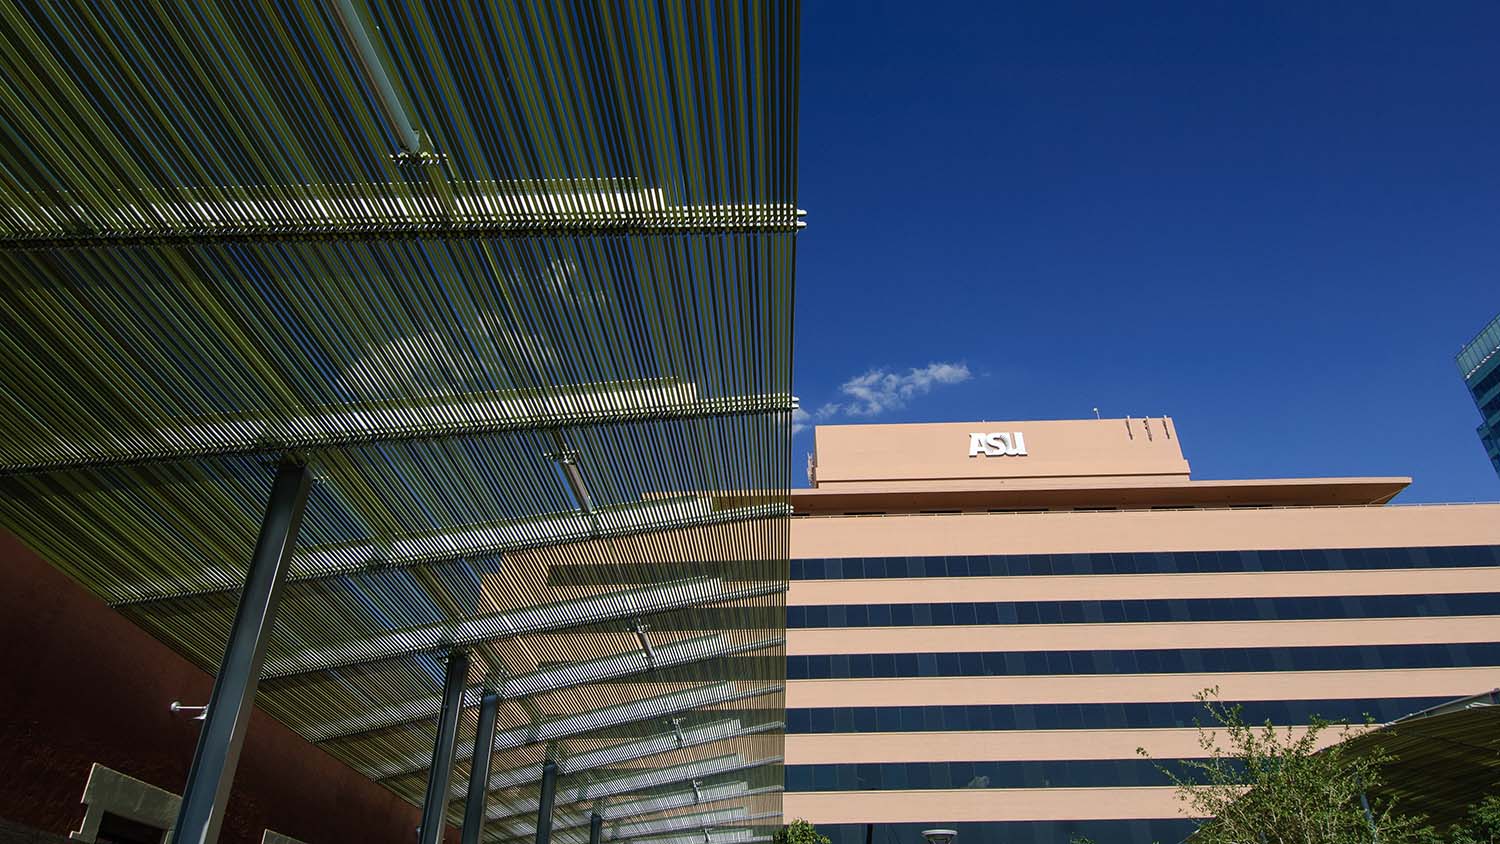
(1359, 790), (1379, 843)
(420, 650), (472, 844)
(169, 459), (311, 844)
(559, 460), (595, 515)
(462, 691), (502, 844)
(589, 813), (603, 844)
(536, 760), (559, 844)
(331, 0), (422, 153)
(264, 576), (769, 681)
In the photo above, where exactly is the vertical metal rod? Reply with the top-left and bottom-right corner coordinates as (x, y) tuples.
(460, 691), (501, 844)
(170, 460), (312, 844)
(864, 823), (874, 844)
(420, 650), (472, 844)
(535, 760), (559, 844)
(1360, 790), (1379, 843)
(588, 812), (603, 844)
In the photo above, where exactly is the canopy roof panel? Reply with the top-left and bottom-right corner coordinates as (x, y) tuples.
(1354, 690), (1500, 831)
(0, 1), (800, 243)
(0, 0), (798, 839)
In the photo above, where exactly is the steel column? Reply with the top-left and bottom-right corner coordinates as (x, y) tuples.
(170, 460), (312, 844)
(535, 760), (559, 844)
(461, 691), (502, 844)
(589, 812), (602, 844)
(420, 650), (472, 844)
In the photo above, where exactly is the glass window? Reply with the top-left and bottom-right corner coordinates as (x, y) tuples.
(791, 546), (1500, 579)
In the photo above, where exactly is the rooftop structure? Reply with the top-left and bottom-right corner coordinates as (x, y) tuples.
(797, 417), (1408, 514)
(0, 3), (800, 844)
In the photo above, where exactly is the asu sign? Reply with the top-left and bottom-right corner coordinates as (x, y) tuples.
(968, 432), (1028, 457)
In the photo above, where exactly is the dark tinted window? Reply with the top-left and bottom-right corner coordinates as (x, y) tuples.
(819, 820), (1196, 844)
(786, 758), (1217, 791)
(787, 696), (1449, 733)
(789, 593), (1500, 627)
(791, 546), (1500, 579)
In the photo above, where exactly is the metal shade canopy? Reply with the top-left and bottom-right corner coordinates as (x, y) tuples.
(1341, 691), (1500, 832)
(1189, 690), (1500, 840)
(0, 1), (798, 843)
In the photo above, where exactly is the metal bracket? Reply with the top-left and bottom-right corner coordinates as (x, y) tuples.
(170, 701), (208, 721)
(631, 621), (657, 668)
(391, 148), (448, 166)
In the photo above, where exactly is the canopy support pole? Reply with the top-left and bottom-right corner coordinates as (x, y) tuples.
(170, 459), (311, 844)
(420, 649), (471, 844)
(589, 811), (603, 844)
(461, 691), (501, 844)
(535, 760), (559, 844)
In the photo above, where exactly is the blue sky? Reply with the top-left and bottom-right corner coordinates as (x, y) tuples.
(792, 2), (1500, 501)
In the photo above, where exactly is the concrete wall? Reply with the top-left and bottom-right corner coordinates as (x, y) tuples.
(0, 532), (451, 844)
(792, 503), (1500, 557)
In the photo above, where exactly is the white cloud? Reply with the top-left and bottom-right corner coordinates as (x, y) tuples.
(816, 362), (971, 418)
(791, 407), (811, 434)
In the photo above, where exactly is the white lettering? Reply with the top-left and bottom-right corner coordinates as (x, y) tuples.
(968, 432), (1027, 457)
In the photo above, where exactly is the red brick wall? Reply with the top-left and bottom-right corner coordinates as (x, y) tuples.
(0, 532), (456, 844)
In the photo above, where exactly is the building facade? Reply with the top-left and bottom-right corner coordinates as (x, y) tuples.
(781, 418), (1500, 844)
(1458, 312), (1500, 479)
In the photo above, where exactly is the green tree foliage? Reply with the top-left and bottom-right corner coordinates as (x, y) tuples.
(1139, 688), (1435, 844)
(776, 819), (831, 844)
(1450, 797), (1500, 844)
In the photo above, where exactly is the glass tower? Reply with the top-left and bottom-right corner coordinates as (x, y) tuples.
(1458, 313), (1500, 480)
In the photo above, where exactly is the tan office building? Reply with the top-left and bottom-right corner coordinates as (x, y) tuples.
(781, 418), (1500, 844)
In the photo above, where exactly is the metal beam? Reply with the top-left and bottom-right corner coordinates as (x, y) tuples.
(607, 808), (755, 842)
(493, 782), (756, 840)
(420, 650), (472, 844)
(330, 0), (422, 153)
(622, 832), (767, 844)
(2, 384), (794, 476)
(502, 808), (777, 844)
(169, 460), (311, 844)
(438, 720), (781, 799)
(114, 501), (790, 607)
(360, 684), (780, 781)
(486, 755), (783, 824)
(309, 637), (782, 743)
(599, 785), (779, 827)
(463, 692), (502, 844)
(262, 577), (780, 681)
(536, 760), (559, 844)
(0, 195), (806, 251)
(490, 775), (785, 840)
